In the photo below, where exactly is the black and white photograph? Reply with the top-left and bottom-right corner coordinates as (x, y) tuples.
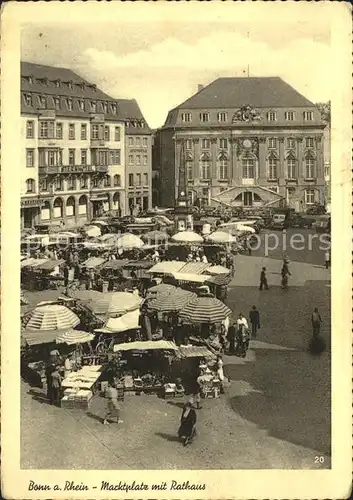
(1, 1), (352, 499)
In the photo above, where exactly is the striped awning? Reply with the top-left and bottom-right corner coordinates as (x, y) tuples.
(146, 283), (177, 296)
(101, 259), (129, 270)
(22, 328), (68, 346)
(83, 257), (106, 269)
(179, 296), (231, 324)
(35, 259), (65, 271)
(56, 329), (94, 345)
(147, 290), (196, 313)
(147, 261), (185, 274)
(179, 262), (211, 275)
(206, 273), (232, 286)
(178, 345), (216, 359)
(88, 292), (141, 316)
(25, 304), (80, 331)
(207, 265), (231, 275)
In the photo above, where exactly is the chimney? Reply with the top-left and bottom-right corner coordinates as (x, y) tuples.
(198, 84), (204, 92)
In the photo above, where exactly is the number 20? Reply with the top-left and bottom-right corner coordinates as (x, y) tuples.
(314, 456), (324, 463)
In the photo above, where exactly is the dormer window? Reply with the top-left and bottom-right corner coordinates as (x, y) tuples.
(102, 102), (108, 113)
(111, 103), (117, 114)
(68, 81), (73, 90)
(39, 95), (47, 108)
(90, 101), (97, 113)
(267, 111), (277, 121)
(55, 79), (61, 88)
(24, 93), (32, 106)
(67, 98), (73, 111)
(54, 97), (61, 110)
(140, 121), (145, 128)
(285, 111), (295, 121)
(28, 76), (33, 84)
(200, 112), (210, 123)
(303, 111), (314, 121)
(78, 100), (85, 111)
(217, 112), (227, 123)
(181, 113), (192, 123)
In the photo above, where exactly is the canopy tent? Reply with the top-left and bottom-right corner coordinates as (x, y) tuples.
(56, 329), (95, 345)
(82, 257), (106, 269)
(178, 345), (216, 359)
(21, 258), (48, 268)
(206, 273), (232, 286)
(116, 234), (144, 250)
(113, 340), (178, 352)
(147, 261), (185, 275)
(23, 234), (50, 246)
(123, 260), (154, 270)
(88, 292), (141, 316)
(207, 231), (237, 244)
(97, 309), (141, 334)
(25, 304), (80, 331)
(178, 262), (211, 274)
(171, 272), (211, 284)
(171, 231), (204, 243)
(34, 259), (65, 271)
(236, 224), (256, 234)
(207, 265), (231, 275)
(100, 259), (129, 271)
(81, 241), (110, 250)
(99, 233), (121, 244)
(84, 225), (101, 238)
(141, 231), (170, 243)
(179, 296), (231, 324)
(147, 289), (196, 313)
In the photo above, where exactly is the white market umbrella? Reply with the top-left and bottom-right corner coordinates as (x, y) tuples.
(117, 233), (144, 250)
(56, 329), (94, 345)
(171, 231), (204, 243)
(85, 225), (101, 238)
(89, 292), (141, 317)
(237, 224), (255, 234)
(207, 231), (237, 244)
(25, 304), (80, 331)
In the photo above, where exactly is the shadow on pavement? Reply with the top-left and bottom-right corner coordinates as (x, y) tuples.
(167, 401), (186, 409)
(155, 432), (180, 443)
(86, 412), (104, 424)
(226, 350), (331, 456)
(27, 389), (52, 406)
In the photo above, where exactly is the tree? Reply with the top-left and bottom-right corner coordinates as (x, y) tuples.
(316, 101), (331, 124)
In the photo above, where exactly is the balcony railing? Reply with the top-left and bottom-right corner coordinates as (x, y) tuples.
(39, 164), (108, 174)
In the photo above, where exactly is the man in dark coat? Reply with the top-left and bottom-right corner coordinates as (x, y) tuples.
(227, 321), (236, 354)
(249, 305), (260, 338)
(178, 402), (197, 444)
(259, 267), (269, 290)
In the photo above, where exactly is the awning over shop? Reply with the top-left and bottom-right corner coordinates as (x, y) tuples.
(178, 345), (215, 359)
(147, 261), (185, 274)
(35, 259), (65, 271)
(113, 340), (178, 352)
(21, 198), (45, 208)
(179, 262), (211, 274)
(101, 259), (129, 270)
(90, 195), (109, 202)
(82, 257), (106, 269)
(172, 272), (211, 283)
(123, 260), (154, 270)
(21, 258), (49, 268)
(99, 309), (140, 334)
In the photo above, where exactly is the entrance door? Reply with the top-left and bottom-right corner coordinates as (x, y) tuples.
(23, 208), (33, 228)
(243, 192), (253, 207)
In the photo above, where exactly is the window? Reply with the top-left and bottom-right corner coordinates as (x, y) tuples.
(91, 124), (99, 140)
(268, 138), (277, 149)
(129, 154), (134, 165)
(26, 121), (34, 139)
(114, 127), (120, 141)
(40, 178), (48, 192)
(48, 150), (55, 167)
(200, 112), (210, 123)
(287, 137), (295, 149)
(78, 100), (85, 112)
(200, 158), (211, 179)
(303, 111), (314, 121)
(306, 137), (314, 148)
(181, 112), (192, 123)
(267, 111), (277, 121)
(69, 124), (75, 140)
(287, 159), (296, 179)
(111, 103), (117, 114)
(285, 111), (295, 121)
(219, 138), (228, 149)
(185, 139), (192, 150)
(242, 158), (255, 178)
(187, 163), (193, 180)
(218, 159), (228, 180)
(102, 102), (108, 114)
(39, 121), (54, 139)
(92, 176), (99, 188)
(110, 150), (121, 165)
(136, 154), (141, 165)
(67, 177), (76, 191)
(305, 189), (315, 204)
(305, 158), (315, 178)
(24, 93), (32, 106)
(217, 112), (227, 123)
(114, 174), (121, 187)
(67, 98), (73, 111)
(80, 176), (88, 189)
(69, 149), (75, 166)
(143, 155), (148, 166)
(39, 95), (47, 108)
(142, 137), (148, 147)
(201, 139), (210, 149)
(129, 173), (134, 187)
(58, 150), (63, 165)
(136, 137), (141, 147)
(54, 97), (61, 111)
(26, 149), (34, 167)
(136, 174), (141, 186)
(91, 101), (97, 113)
(81, 124), (87, 140)
(103, 175), (111, 187)
(268, 158), (278, 179)
(104, 125), (110, 141)
(54, 177), (63, 191)
(26, 179), (35, 193)
(81, 149), (87, 165)
(56, 123), (63, 139)
(128, 137), (134, 146)
(143, 173), (148, 186)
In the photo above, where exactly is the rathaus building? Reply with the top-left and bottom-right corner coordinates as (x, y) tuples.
(154, 77), (326, 212)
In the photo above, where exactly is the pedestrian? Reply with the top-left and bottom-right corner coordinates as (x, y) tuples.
(249, 305), (260, 338)
(64, 354), (73, 378)
(227, 321), (236, 354)
(50, 366), (62, 406)
(259, 267), (269, 290)
(311, 308), (323, 338)
(103, 381), (123, 425)
(236, 313), (249, 332)
(324, 250), (330, 269)
(216, 355), (225, 393)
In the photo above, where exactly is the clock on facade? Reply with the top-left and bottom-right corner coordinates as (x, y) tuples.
(242, 139), (252, 149)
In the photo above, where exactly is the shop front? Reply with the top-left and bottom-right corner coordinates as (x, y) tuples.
(90, 193), (110, 218)
(21, 197), (43, 229)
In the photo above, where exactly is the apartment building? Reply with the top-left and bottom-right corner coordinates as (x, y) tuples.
(21, 62), (126, 229)
(154, 77), (326, 212)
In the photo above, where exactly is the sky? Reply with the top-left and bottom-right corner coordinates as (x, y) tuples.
(21, 15), (332, 129)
